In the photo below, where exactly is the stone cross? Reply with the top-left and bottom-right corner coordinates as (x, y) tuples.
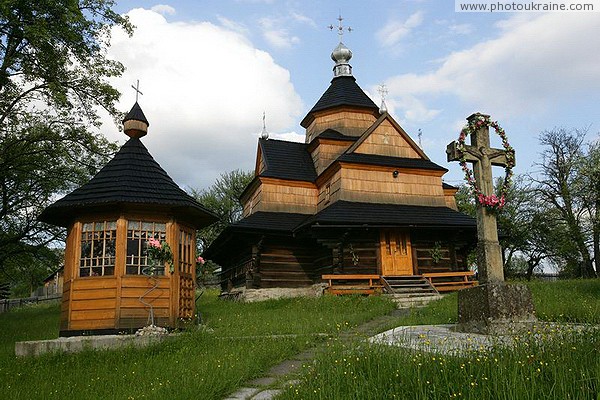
(446, 113), (515, 284)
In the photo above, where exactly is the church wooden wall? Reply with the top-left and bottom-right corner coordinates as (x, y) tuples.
(305, 109), (377, 143)
(338, 165), (447, 207)
(354, 120), (422, 158)
(444, 188), (458, 210)
(311, 142), (350, 175)
(243, 180), (317, 216)
(317, 170), (342, 211)
(339, 240), (379, 275)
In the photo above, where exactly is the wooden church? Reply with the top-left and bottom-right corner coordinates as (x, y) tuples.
(205, 37), (477, 293)
(39, 103), (217, 336)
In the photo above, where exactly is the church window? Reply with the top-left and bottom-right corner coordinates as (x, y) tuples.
(178, 228), (194, 274)
(325, 184), (331, 203)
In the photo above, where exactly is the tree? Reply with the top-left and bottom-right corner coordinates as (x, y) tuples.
(0, 1), (132, 289)
(530, 128), (596, 278)
(191, 169), (254, 252)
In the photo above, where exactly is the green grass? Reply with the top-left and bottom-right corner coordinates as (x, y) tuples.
(0, 291), (394, 400)
(278, 327), (600, 400)
(2, 280), (600, 400)
(278, 279), (600, 400)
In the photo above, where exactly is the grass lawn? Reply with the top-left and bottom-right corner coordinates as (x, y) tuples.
(278, 279), (600, 400)
(0, 291), (394, 400)
(1, 280), (599, 399)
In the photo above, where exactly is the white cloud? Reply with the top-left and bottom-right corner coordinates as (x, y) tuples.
(217, 16), (249, 35)
(269, 131), (304, 142)
(259, 16), (300, 49)
(377, 11), (424, 48)
(385, 12), (600, 119)
(448, 23), (473, 35)
(104, 8), (303, 189)
(150, 4), (175, 16)
(290, 12), (316, 28)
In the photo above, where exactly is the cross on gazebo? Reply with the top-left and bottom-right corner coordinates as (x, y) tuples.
(131, 79), (143, 102)
(446, 113), (515, 284)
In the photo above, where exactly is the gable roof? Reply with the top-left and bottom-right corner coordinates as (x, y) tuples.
(337, 153), (448, 172)
(345, 112), (428, 160)
(258, 138), (317, 182)
(296, 201), (476, 230)
(301, 76), (378, 127)
(39, 137), (217, 228)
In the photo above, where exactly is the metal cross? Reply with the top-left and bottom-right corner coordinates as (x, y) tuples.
(131, 79), (143, 102)
(328, 14), (352, 41)
(378, 83), (388, 113)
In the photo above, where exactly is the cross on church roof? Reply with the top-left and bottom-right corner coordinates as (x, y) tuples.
(131, 79), (143, 102)
(328, 14), (352, 42)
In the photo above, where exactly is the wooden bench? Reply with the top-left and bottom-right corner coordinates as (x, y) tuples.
(322, 274), (383, 296)
(422, 271), (478, 292)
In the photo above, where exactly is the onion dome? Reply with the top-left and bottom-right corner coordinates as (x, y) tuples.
(331, 42), (353, 77)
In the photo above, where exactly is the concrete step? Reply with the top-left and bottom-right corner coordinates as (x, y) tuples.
(387, 293), (444, 309)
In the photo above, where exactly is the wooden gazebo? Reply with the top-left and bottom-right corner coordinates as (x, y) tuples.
(39, 103), (217, 336)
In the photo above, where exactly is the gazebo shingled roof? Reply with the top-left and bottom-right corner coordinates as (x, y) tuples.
(39, 123), (217, 228)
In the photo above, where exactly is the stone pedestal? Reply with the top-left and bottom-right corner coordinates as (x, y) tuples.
(456, 283), (537, 335)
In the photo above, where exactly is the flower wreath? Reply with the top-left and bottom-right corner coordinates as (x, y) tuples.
(457, 115), (515, 211)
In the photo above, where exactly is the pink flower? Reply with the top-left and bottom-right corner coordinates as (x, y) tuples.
(196, 256), (205, 265)
(148, 238), (161, 248)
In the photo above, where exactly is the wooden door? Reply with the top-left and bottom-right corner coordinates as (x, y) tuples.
(380, 230), (413, 276)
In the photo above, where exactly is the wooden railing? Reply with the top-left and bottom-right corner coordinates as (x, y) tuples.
(421, 271), (478, 292)
(322, 274), (383, 295)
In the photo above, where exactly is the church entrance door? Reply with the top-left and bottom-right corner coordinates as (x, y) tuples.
(380, 230), (413, 276)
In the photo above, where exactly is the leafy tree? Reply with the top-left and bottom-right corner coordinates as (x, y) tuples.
(0, 1), (132, 287)
(530, 128), (596, 278)
(191, 169), (254, 252)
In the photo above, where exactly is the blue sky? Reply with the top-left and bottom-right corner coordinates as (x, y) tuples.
(102, 0), (600, 190)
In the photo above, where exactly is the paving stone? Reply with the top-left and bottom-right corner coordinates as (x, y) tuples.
(251, 389), (282, 400)
(248, 376), (277, 387)
(267, 359), (303, 377)
(223, 387), (259, 400)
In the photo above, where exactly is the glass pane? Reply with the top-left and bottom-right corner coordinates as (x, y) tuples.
(127, 239), (138, 257)
(80, 268), (90, 277)
(128, 220), (140, 230)
(104, 266), (114, 275)
(142, 221), (153, 231)
(155, 223), (166, 232)
(83, 223), (93, 232)
(95, 222), (103, 231)
(107, 221), (117, 230)
(80, 242), (91, 258)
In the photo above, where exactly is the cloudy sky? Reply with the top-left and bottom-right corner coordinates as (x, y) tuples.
(102, 0), (600, 190)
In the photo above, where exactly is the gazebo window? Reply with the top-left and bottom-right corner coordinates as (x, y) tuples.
(80, 221), (117, 277)
(126, 221), (167, 275)
(179, 229), (194, 274)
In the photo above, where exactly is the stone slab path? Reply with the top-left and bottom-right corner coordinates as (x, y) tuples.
(223, 309), (409, 400)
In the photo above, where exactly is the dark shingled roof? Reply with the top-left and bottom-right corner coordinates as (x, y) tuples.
(443, 182), (458, 190)
(301, 76), (378, 127)
(39, 138), (217, 228)
(123, 102), (149, 125)
(259, 138), (317, 182)
(296, 201), (476, 230)
(229, 211), (310, 233)
(202, 211), (310, 259)
(337, 153), (448, 172)
(313, 129), (358, 142)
